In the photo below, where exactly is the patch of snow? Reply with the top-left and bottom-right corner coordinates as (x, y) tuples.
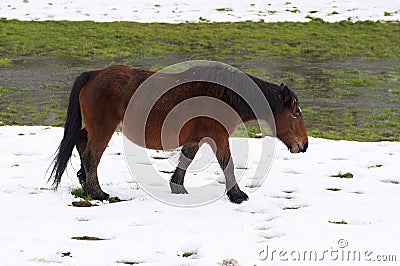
(0, 0), (399, 23)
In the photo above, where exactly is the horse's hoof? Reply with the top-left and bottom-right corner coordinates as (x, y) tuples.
(227, 189), (249, 204)
(170, 182), (188, 194)
(91, 191), (110, 201)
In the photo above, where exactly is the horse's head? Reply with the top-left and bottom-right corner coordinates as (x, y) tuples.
(274, 84), (308, 153)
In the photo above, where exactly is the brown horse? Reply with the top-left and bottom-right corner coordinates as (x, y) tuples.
(49, 64), (308, 204)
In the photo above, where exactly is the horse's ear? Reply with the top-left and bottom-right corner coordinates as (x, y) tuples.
(281, 85), (292, 103)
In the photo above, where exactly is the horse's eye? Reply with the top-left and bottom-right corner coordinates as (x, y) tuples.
(291, 107), (301, 119)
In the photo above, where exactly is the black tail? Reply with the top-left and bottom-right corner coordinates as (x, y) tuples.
(48, 71), (92, 188)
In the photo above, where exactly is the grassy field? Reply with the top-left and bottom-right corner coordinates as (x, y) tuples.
(0, 19), (399, 141)
(1, 19), (399, 59)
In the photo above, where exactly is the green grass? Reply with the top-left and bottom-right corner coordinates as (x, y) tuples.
(40, 83), (64, 90)
(215, 8), (233, 12)
(0, 58), (12, 67)
(324, 69), (387, 87)
(302, 108), (400, 141)
(0, 87), (14, 96)
(71, 236), (107, 241)
(368, 164), (383, 169)
(116, 260), (140, 265)
(231, 123), (261, 138)
(0, 86), (68, 126)
(182, 252), (197, 258)
(330, 172), (354, 179)
(71, 188), (93, 201)
(71, 188), (124, 203)
(328, 220), (348, 224)
(1, 20), (400, 60)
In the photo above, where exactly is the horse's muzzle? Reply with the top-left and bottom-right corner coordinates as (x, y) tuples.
(291, 141), (308, 153)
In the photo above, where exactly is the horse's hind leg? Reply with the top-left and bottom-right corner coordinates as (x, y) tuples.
(170, 143), (199, 194)
(214, 136), (248, 204)
(82, 122), (119, 201)
(76, 128), (88, 190)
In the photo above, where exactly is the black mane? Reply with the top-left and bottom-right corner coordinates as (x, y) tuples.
(245, 74), (285, 114)
(177, 65), (286, 122)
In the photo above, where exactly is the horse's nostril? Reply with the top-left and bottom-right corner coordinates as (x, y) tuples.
(296, 142), (301, 152)
(303, 142), (308, 152)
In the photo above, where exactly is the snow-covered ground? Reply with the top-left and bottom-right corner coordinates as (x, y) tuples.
(1, 126), (399, 265)
(0, 0), (399, 23)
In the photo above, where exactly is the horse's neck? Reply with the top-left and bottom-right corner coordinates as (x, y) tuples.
(236, 85), (282, 124)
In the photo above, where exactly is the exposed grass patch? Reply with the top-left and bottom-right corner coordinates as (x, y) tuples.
(282, 206), (301, 210)
(116, 260), (140, 265)
(330, 172), (353, 179)
(71, 188), (124, 203)
(182, 252), (197, 258)
(328, 220), (348, 224)
(0, 87), (14, 96)
(288, 9), (300, 14)
(215, 8), (233, 12)
(40, 83), (64, 89)
(198, 17), (210, 23)
(305, 16), (325, 23)
(71, 236), (107, 241)
(71, 188), (93, 201)
(368, 164), (383, 169)
(326, 188), (341, 191)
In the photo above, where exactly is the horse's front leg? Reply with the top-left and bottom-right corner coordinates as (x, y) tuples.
(215, 137), (248, 204)
(170, 143), (199, 194)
